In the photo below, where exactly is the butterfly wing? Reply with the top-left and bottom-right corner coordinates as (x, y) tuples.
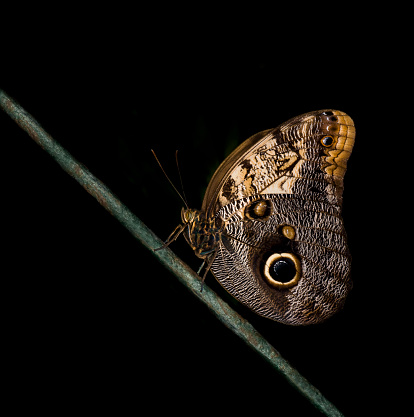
(204, 110), (355, 325)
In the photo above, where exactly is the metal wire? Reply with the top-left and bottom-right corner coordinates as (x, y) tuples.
(0, 89), (344, 417)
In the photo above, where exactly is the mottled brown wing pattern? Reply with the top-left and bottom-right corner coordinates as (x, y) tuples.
(202, 110), (354, 216)
(206, 110), (355, 325)
(212, 194), (351, 324)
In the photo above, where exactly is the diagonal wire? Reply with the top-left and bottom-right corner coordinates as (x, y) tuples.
(0, 89), (344, 417)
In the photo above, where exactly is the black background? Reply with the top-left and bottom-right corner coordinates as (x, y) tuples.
(2, 10), (408, 416)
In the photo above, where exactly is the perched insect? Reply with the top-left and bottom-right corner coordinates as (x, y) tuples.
(154, 110), (355, 325)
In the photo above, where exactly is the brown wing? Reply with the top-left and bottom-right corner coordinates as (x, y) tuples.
(211, 192), (353, 325)
(204, 109), (355, 325)
(202, 109), (355, 218)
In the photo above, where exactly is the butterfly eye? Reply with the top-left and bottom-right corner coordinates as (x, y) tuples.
(321, 136), (334, 147)
(263, 253), (301, 289)
(181, 208), (197, 223)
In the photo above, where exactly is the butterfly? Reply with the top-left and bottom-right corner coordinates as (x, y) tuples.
(157, 110), (355, 325)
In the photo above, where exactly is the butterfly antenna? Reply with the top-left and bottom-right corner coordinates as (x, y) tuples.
(151, 149), (189, 208)
(175, 150), (189, 208)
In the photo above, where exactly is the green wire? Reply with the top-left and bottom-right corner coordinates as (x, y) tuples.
(0, 89), (344, 417)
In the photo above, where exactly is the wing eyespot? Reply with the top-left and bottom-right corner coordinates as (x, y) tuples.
(263, 253), (301, 289)
(321, 135), (334, 147)
(244, 199), (272, 221)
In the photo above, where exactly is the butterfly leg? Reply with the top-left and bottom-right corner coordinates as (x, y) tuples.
(197, 260), (205, 275)
(154, 224), (185, 251)
(198, 248), (219, 292)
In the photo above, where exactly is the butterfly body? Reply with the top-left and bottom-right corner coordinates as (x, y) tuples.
(181, 208), (222, 259)
(173, 110), (355, 325)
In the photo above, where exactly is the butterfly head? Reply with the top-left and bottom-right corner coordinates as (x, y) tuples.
(180, 207), (199, 224)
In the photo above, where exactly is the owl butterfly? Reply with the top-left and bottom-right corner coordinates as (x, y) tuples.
(161, 110), (355, 325)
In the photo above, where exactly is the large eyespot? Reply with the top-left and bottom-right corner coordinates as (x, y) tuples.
(321, 135), (334, 147)
(244, 199), (272, 221)
(263, 253), (301, 289)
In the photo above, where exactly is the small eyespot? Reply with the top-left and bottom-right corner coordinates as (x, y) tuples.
(253, 201), (268, 217)
(321, 136), (334, 147)
(322, 111), (334, 116)
(245, 199), (272, 221)
(281, 225), (295, 240)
